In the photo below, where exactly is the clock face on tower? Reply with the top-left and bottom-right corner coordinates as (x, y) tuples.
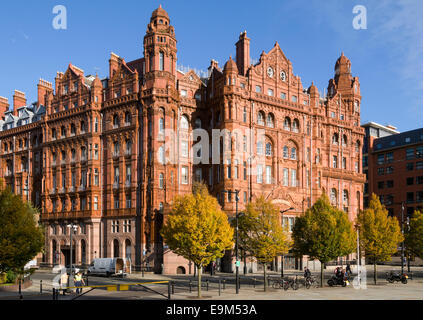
(267, 67), (274, 78)
(280, 71), (286, 81)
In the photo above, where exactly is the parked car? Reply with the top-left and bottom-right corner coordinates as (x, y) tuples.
(87, 258), (131, 277)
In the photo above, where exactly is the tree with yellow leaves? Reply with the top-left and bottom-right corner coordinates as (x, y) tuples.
(292, 194), (356, 287)
(357, 194), (403, 284)
(237, 196), (291, 292)
(161, 183), (234, 298)
(405, 210), (423, 270)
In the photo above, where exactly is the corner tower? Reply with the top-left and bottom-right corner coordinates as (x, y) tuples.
(143, 5), (177, 88)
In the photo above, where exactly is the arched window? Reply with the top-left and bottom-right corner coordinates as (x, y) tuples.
(159, 51), (164, 71)
(113, 115), (119, 128)
(149, 53), (154, 72)
(330, 188), (337, 205)
(113, 141), (119, 156)
(159, 117), (165, 134)
(81, 146), (87, 160)
(61, 126), (66, 138)
(71, 149), (76, 161)
(125, 112), (131, 125)
(159, 173), (164, 189)
(158, 146), (165, 164)
(332, 133), (339, 145)
(266, 114), (274, 128)
(266, 143), (272, 156)
(70, 123), (76, 136)
(113, 239), (120, 258)
(181, 115), (189, 130)
(283, 146), (289, 159)
(125, 239), (132, 260)
(342, 134), (348, 146)
(80, 121), (86, 133)
(257, 111), (265, 126)
(291, 148), (297, 160)
(356, 140), (361, 153)
(194, 118), (202, 129)
(292, 119), (300, 133)
(81, 240), (86, 265)
(126, 140), (132, 155)
(284, 117), (291, 131)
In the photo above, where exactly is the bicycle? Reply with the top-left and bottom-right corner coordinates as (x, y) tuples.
(271, 278), (284, 290)
(283, 278), (298, 291)
(305, 276), (318, 289)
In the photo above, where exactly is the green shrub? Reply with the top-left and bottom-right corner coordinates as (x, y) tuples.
(6, 271), (16, 284)
(0, 273), (6, 284)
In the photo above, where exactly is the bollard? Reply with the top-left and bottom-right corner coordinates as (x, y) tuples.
(223, 279), (226, 291)
(172, 282), (175, 295)
(219, 280), (221, 296)
(86, 275), (89, 287)
(168, 282), (171, 300)
(40, 280), (43, 294)
(253, 277), (256, 288)
(19, 279), (22, 295)
(206, 280), (209, 292)
(53, 288), (55, 300)
(189, 280), (192, 293)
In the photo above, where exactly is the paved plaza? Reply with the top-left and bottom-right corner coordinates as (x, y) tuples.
(1, 265), (423, 300)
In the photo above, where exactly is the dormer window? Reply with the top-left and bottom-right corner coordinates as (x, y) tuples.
(73, 81), (78, 92)
(63, 85), (68, 95)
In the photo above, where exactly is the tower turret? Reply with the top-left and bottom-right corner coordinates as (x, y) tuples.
(143, 5), (177, 88)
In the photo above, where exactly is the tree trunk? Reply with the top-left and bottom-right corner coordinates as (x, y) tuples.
(320, 262), (324, 288)
(197, 265), (202, 298)
(263, 263), (267, 292)
(373, 257), (377, 285)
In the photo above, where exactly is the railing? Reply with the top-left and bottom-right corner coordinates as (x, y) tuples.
(58, 188), (66, 194)
(68, 186), (75, 193)
(78, 185), (86, 192)
(113, 182), (119, 190)
(50, 189), (56, 195)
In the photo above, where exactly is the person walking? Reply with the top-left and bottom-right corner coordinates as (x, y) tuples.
(74, 272), (85, 294)
(346, 264), (352, 275)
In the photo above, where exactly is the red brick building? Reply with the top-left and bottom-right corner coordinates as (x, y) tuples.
(0, 6), (365, 274)
(366, 124), (423, 220)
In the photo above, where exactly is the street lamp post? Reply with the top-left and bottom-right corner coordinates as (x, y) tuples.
(401, 202), (405, 274)
(280, 208), (294, 278)
(67, 223), (78, 291)
(355, 224), (361, 287)
(223, 189), (240, 294)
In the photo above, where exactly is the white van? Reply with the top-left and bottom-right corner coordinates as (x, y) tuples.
(88, 258), (131, 277)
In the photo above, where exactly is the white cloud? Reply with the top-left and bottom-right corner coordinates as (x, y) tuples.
(371, 1), (423, 90)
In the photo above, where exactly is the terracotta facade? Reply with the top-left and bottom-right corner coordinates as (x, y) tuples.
(0, 6), (365, 274)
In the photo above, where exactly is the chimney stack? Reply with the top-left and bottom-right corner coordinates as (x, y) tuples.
(236, 31), (250, 76)
(37, 79), (53, 107)
(0, 96), (9, 120)
(13, 90), (26, 116)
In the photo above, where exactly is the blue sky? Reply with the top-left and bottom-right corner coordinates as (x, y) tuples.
(0, 0), (422, 132)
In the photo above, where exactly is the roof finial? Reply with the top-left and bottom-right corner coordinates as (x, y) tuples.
(159, 4), (162, 8)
